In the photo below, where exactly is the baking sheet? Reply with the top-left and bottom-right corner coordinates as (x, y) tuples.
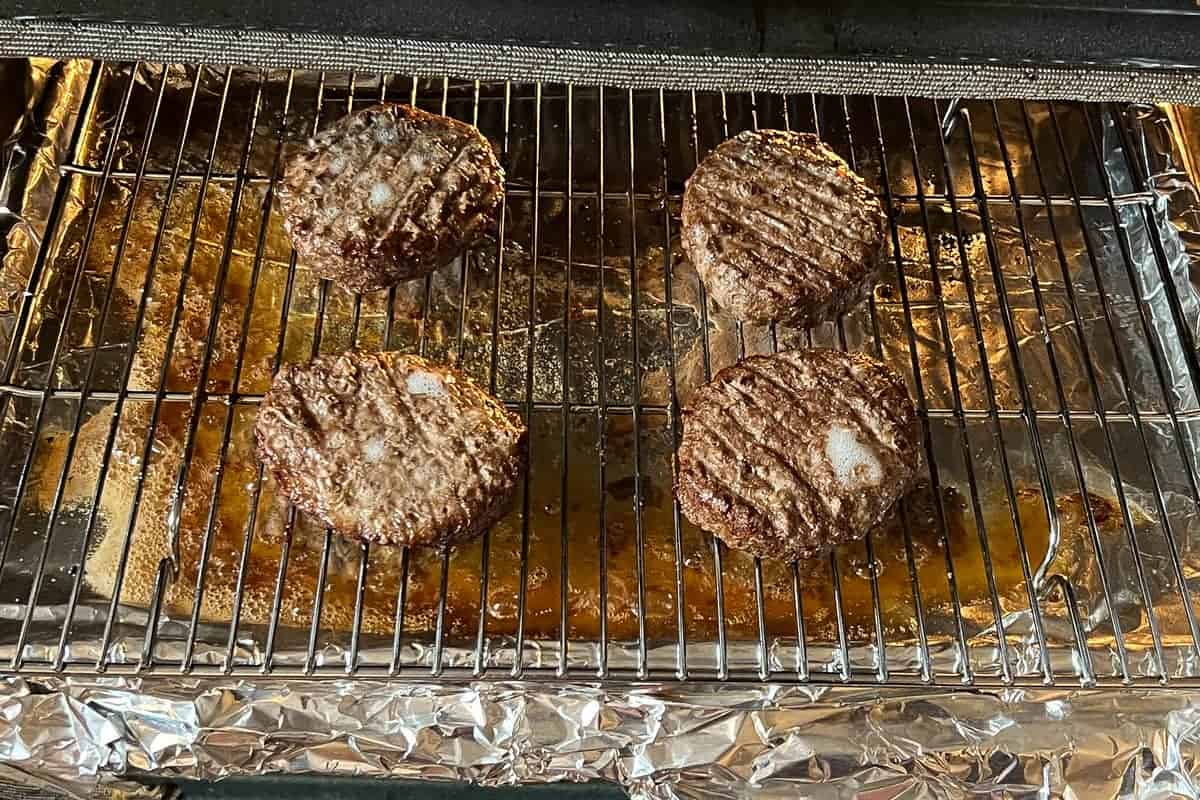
(0, 61), (1199, 796)
(2, 63), (1198, 681)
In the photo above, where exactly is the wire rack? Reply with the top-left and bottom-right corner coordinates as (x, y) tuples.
(1, 62), (1199, 689)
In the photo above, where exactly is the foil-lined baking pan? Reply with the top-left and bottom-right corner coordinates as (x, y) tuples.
(0, 60), (1198, 797)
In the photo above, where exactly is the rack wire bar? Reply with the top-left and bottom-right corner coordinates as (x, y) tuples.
(837, 94), (891, 684)
(557, 82), (576, 678)
(867, 97), (937, 685)
(1, 65), (1198, 688)
(684, 89), (729, 681)
(654, 88), (689, 681)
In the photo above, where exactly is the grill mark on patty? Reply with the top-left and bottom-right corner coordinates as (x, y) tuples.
(700, 221), (833, 297)
(308, 120), (404, 255)
(693, 188), (853, 275)
(694, 163), (875, 239)
(711, 374), (829, 524)
(696, 176), (881, 273)
(710, 138), (859, 190)
(369, 132), (437, 235)
(680, 130), (884, 327)
(684, 227), (797, 308)
(721, 362), (816, 441)
(686, 412), (821, 548)
(720, 360), (858, 524)
(689, 197), (823, 279)
(840, 359), (913, 432)
(414, 137), (477, 230)
(719, 226), (867, 301)
(255, 351), (524, 547)
(279, 104), (503, 293)
(370, 135), (466, 256)
(712, 234), (843, 312)
(434, 378), (488, 503)
(711, 149), (881, 232)
(704, 156), (882, 246)
(325, 124), (393, 211)
(696, 369), (816, 525)
(685, 409), (819, 538)
(695, 199), (856, 289)
(391, 134), (470, 224)
(828, 357), (911, 438)
(676, 348), (919, 562)
(700, 178), (883, 262)
(715, 396), (811, 503)
(379, 358), (471, 528)
(773, 355), (893, 471)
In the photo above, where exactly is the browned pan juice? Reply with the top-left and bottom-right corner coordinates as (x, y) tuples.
(30, 165), (1122, 651)
(47, 392), (1116, 646)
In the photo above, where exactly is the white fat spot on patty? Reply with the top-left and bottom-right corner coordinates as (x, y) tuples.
(825, 424), (883, 488)
(327, 155), (348, 176)
(408, 152), (430, 173)
(364, 438), (388, 462)
(375, 124), (398, 144)
(368, 182), (395, 209)
(406, 370), (446, 398)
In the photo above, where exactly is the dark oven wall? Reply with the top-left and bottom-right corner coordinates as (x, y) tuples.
(1, 0), (1200, 68)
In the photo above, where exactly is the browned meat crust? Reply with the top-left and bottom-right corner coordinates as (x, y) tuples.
(676, 348), (919, 561)
(278, 104), (504, 293)
(255, 351), (526, 547)
(681, 130), (885, 327)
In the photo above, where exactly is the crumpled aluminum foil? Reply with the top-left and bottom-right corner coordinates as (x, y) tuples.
(1, 61), (1200, 798)
(3, 676), (1200, 798)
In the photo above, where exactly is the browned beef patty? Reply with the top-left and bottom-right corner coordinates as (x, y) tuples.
(277, 104), (504, 293)
(255, 351), (526, 547)
(676, 348), (919, 561)
(681, 130), (885, 327)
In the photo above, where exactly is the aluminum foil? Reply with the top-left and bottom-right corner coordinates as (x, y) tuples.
(3, 677), (1200, 798)
(1, 60), (1200, 797)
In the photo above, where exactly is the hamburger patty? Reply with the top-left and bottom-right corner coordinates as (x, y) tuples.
(676, 348), (919, 561)
(278, 103), (504, 293)
(681, 130), (886, 327)
(255, 351), (526, 547)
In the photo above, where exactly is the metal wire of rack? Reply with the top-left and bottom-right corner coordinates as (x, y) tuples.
(0, 62), (1199, 689)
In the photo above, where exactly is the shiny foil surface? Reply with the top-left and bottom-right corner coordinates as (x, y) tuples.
(4, 677), (1200, 798)
(0, 60), (1197, 797)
